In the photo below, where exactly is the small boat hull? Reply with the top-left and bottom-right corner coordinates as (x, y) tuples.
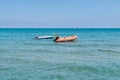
(35, 36), (54, 39)
(55, 36), (77, 42)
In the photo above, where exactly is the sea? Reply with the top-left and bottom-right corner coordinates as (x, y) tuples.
(0, 28), (120, 80)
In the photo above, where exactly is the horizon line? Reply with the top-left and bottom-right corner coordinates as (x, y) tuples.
(0, 27), (120, 29)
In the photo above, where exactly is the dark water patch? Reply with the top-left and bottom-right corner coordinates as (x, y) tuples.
(0, 66), (13, 71)
(23, 42), (58, 47)
(0, 57), (30, 64)
(45, 42), (79, 47)
(23, 43), (42, 46)
(80, 44), (100, 47)
(34, 49), (54, 53)
(103, 44), (120, 47)
(68, 65), (98, 73)
(13, 48), (54, 53)
(0, 50), (8, 53)
(92, 40), (107, 42)
(52, 43), (98, 50)
(55, 50), (93, 55)
(0, 49), (13, 54)
(68, 43), (102, 48)
(97, 49), (119, 54)
(40, 75), (65, 80)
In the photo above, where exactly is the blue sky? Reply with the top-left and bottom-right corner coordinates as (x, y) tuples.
(0, 0), (120, 28)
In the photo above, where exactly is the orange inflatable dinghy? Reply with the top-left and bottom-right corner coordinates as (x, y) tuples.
(55, 36), (77, 42)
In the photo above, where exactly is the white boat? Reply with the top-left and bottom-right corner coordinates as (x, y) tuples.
(34, 36), (54, 39)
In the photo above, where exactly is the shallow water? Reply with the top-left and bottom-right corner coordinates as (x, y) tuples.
(0, 28), (120, 80)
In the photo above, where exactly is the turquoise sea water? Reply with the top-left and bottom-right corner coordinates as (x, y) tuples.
(0, 28), (120, 80)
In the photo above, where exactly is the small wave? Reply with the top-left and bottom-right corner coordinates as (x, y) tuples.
(104, 44), (120, 47)
(0, 66), (13, 71)
(97, 49), (118, 53)
(16, 49), (54, 53)
(0, 50), (6, 52)
(92, 40), (107, 42)
(0, 50), (9, 53)
(41, 74), (65, 80)
(23, 43), (41, 46)
(73, 43), (101, 48)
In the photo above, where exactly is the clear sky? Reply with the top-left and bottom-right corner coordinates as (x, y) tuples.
(0, 0), (120, 28)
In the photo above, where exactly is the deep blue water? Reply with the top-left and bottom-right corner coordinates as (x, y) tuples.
(0, 28), (120, 80)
